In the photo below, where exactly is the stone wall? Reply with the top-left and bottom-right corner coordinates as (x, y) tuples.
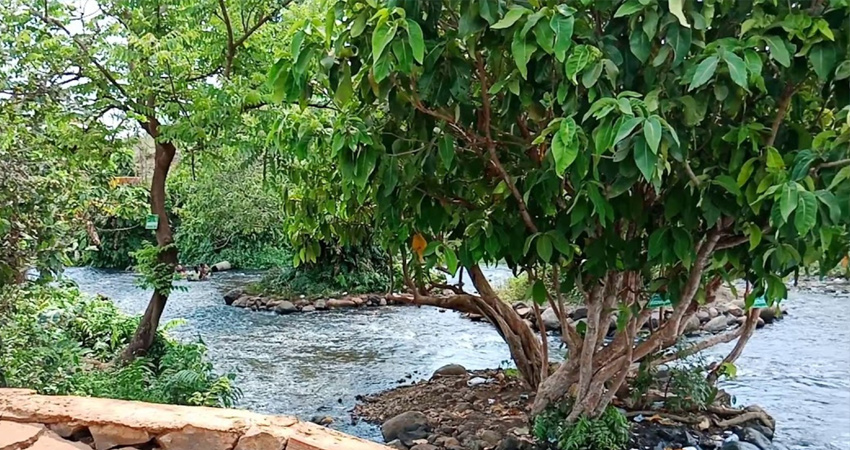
(0, 389), (388, 450)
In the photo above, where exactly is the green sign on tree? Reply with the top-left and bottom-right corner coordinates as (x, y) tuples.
(145, 214), (159, 230)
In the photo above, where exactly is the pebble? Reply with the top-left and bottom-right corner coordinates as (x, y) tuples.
(467, 377), (488, 387)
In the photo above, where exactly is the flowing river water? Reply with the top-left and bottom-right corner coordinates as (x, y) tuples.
(64, 267), (850, 450)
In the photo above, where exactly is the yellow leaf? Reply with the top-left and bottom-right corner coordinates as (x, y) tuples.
(412, 233), (427, 259)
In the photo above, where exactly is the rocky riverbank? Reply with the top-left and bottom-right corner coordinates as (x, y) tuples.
(353, 366), (783, 450)
(223, 288), (398, 313)
(465, 286), (788, 337)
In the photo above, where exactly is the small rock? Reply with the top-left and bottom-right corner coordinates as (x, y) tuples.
(684, 314), (701, 334)
(310, 416), (333, 426)
(479, 430), (501, 447)
(410, 444), (437, 450)
(379, 297), (388, 306)
(721, 442), (761, 450)
(386, 439), (407, 450)
(746, 424), (774, 440)
(436, 436), (461, 448)
(231, 296), (249, 308)
(541, 308), (560, 331)
(757, 317), (766, 328)
(571, 307), (588, 320)
(432, 364), (468, 378)
(211, 261), (232, 272)
(314, 299), (328, 310)
(467, 377), (488, 387)
(382, 411), (430, 443)
(467, 313), (484, 321)
(727, 304), (744, 317)
(759, 306), (781, 324)
(274, 301), (297, 314)
(90, 424), (152, 450)
(709, 307), (720, 318)
(327, 298), (357, 308)
(704, 315), (729, 332)
(301, 305), (316, 312)
(697, 309), (711, 323)
(515, 306), (531, 318)
(223, 288), (244, 306)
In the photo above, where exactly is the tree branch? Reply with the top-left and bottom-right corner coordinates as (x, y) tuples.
(217, 0), (236, 78)
(766, 83), (796, 148)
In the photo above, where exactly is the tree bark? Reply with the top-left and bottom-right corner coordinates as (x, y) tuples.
(120, 117), (178, 361)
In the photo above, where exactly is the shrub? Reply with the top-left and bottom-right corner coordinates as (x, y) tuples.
(0, 282), (240, 407)
(534, 402), (630, 450)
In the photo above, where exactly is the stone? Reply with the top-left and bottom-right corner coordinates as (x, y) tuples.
(683, 314), (701, 334)
(432, 364), (467, 378)
(704, 315), (730, 333)
(759, 307), (781, 324)
(727, 304), (744, 317)
(514, 306), (531, 318)
(29, 432), (91, 450)
(381, 411), (430, 443)
(479, 430), (501, 447)
(211, 261), (232, 272)
(435, 436), (461, 448)
(327, 299), (357, 308)
(740, 427), (773, 450)
(721, 442), (761, 450)
(232, 296), (249, 308)
(314, 299), (328, 310)
(386, 440), (406, 450)
(301, 305), (316, 313)
(157, 426), (239, 450)
(352, 297), (366, 306)
(467, 377), (488, 387)
(709, 307), (720, 318)
(497, 435), (521, 450)
(310, 416), (334, 426)
(746, 424), (775, 440)
(697, 310), (711, 323)
(410, 445), (437, 450)
(757, 317), (766, 328)
(541, 308), (560, 331)
(379, 297), (388, 306)
(274, 301), (297, 314)
(223, 289), (244, 306)
(570, 307), (588, 321)
(233, 427), (287, 450)
(48, 423), (86, 439)
(90, 424), (152, 450)
(0, 421), (45, 450)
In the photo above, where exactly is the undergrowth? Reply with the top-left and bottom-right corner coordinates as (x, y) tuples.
(533, 402), (630, 450)
(0, 282), (240, 407)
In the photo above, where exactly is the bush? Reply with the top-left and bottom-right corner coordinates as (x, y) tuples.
(533, 403), (630, 450)
(0, 282), (240, 407)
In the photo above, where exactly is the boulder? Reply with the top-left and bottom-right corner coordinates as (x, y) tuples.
(231, 296), (249, 308)
(90, 424), (152, 450)
(541, 308), (560, 331)
(233, 427), (287, 450)
(314, 299), (328, 310)
(29, 431), (91, 450)
(301, 305), (316, 313)
(727, 304), (744, 317)
(223, 289), (244, 306)
(683, 314), (701, 334)
(514, 306), (531, 318)
(157, 426), (239, 450)
(211, 261), (232, 272)
(327, 299), (357, 308)
(708, 307), (720, 318)
(381, 411), (430, 443)
(386, 440), (406, 450)
(759, 307), (782, 324)
(721, 442), (761, 450)
(704, 315), (730, 333)
(0, 421), (45, 450)
(274, 301), (297, 314)
(379, 297), (388, 306)
(740, 427), (773, 450)
(411, 445), (438, 450)
(432, 364), (468, 378)
(696, 309), (711, 323)
(570, 307), (588, 321)
(352, 296), (366, 306)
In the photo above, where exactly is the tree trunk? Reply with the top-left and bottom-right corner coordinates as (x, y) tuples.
(120, 119), (177, 361)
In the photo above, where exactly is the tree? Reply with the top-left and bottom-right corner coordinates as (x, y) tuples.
(1, 0), (292, 359)
(273, 0), (850, 422)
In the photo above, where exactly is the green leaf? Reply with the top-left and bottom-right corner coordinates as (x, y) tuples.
(565, 46), (591, 82)
(523, 234), (538, 256)
(444, 247), (459, 275)
(816, 190), (841, 223)
(439, 135), (455, 170)
(714, 175), (743, 197)
(723, 52), (748, 89)
(512, 32), (535, 79)
(548, 231), (571, 256)
(351, 12), (368, 37)
(790, 150), (816, 181)
(552, 118), (578, 175)
(809, 44), (837, 81)
(334, 63), (353, 105)
(667, 26), (692, 67)
(550, 14), (575, 62)
(643, 116), (662, 154)
(835, 61), (850, 80)
(648, 228), (666, 259)
(581, 61), (603, 88)
(737, 158), (756, 186)
(672, 227), (693, 266)
(536, 235), (553, 262)
(406, 19), (425, 64)
(520, 10), (545, 37)
(492, 6), (528, 29)
(668, 0), (690, 27)
(614, 0), (644, 17)
(794, 190), (817, 235)
(688, 56), (719, 91)
(533, 19), (555, 54)
(291, 31), (306, 61)
(744, 49), (763, 75)
(629, 30), (650, 63)
(532, 280), (547, 305)
(372, 21), (397, 62)
(779, 183), (798, 221)
(763, 35), (791, 67)
(748, 224), (762, 251)
(613, 117), (643, 146)
(828, 166), (850, 190)
(766, 147), (785, 170)
(634, 137), (657, 181)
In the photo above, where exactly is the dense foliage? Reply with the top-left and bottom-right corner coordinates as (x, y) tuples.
(274, 0), (850, 424)
(0, 283), (240, 407)
(534, 403), (630, 450)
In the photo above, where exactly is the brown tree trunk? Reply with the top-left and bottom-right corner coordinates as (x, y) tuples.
(120, 118), (178, 361)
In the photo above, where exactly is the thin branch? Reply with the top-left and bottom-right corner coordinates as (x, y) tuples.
(814, 158), (850, 171)
(217, 0), (236, 78)
(766, 83), (796, 148)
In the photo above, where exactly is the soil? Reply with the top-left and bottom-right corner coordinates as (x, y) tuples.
(352, 368), (778, 450)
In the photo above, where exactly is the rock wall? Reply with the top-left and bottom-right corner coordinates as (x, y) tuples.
(0, 389), (388, 450)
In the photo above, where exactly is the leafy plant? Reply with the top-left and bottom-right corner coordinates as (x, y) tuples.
(534, 402), (630, 450)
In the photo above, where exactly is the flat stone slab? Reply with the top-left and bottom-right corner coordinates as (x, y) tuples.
(0, 421), (45, 450)
(0, 389), (388, 450)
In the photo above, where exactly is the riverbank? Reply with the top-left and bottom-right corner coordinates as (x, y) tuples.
(354, 366), (780, 450)
(223, 288), (397, 313)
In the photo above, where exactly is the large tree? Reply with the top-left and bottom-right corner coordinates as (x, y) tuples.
(1, 0), (293, 358)
(274, 0), (850, 420)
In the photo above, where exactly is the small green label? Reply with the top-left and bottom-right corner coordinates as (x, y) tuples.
(752, 296), (769, 309)
(145, 214), (159, 230)
(648, 294), (672, 309)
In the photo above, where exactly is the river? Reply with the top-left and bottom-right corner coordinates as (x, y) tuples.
(64, 267), (850, 450)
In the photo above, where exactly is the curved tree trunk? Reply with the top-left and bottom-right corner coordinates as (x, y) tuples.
(121, 118), (178, 361)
